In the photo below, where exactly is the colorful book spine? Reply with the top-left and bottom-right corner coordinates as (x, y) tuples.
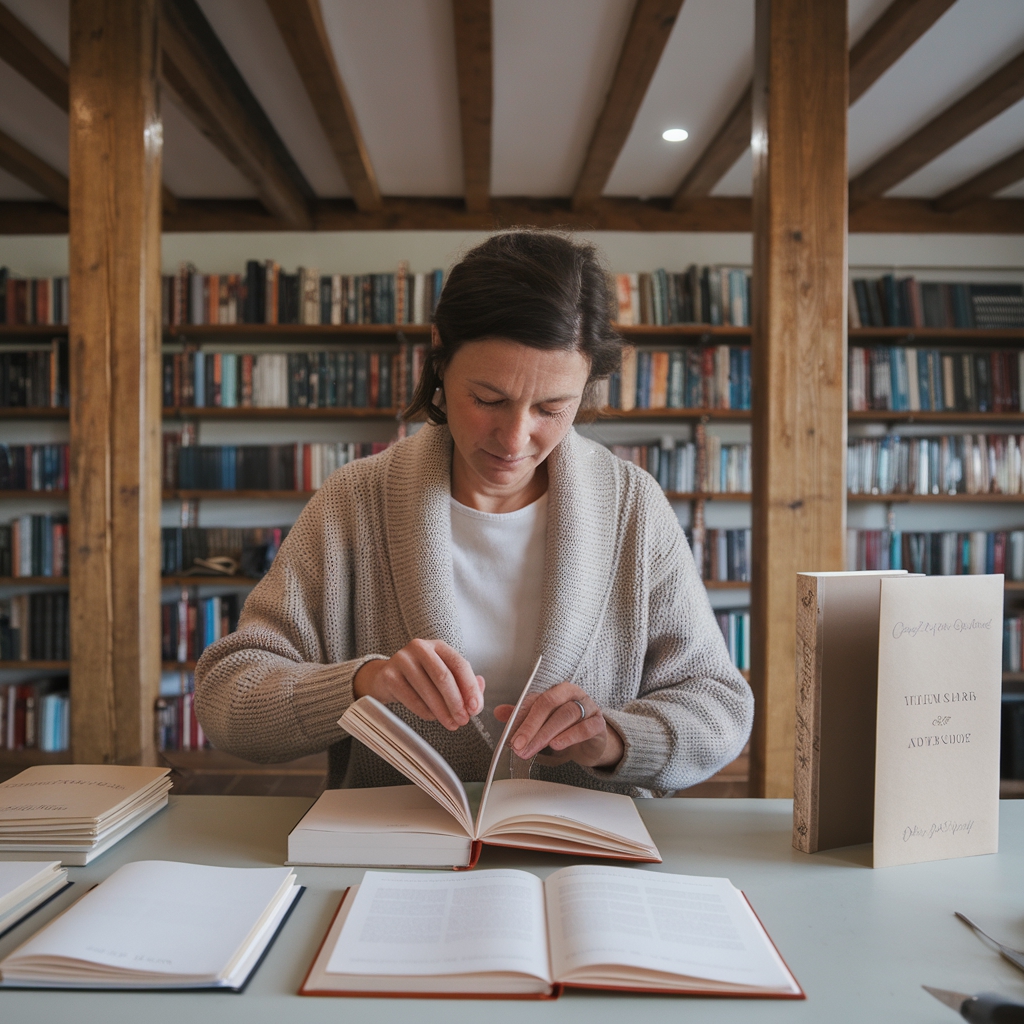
(845, 528), (1024, 578)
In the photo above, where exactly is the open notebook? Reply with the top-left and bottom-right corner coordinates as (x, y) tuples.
(288, 659), (660, 868)
(300, 866), (804, 999)
(0, 860), (302, 990)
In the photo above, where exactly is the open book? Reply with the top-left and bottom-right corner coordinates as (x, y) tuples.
(288, 659), (660, 868)
(0, 860), (302, 990)
(300, 866), (804, 999)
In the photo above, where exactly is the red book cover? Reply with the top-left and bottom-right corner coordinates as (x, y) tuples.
(368, 353), (380, 408)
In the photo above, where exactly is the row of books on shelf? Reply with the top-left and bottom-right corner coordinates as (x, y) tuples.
(1003, 617), (1024, 673)
(161, 344), (429, 410)
(690, 528), (750, 583)
(0, 593), (69, 660)
(0, 270), (69, 326)
(0, 444), (68, 492)
(847, 433), (1024, 496)
(599, 345), (750, 411)
(162, 437), (391, 492)
(155, 683), (210, 752)
(163, 261), (445, 326)
(715, 610), (750, 671)
(0, 515), (67, 577)
(849, 346), (1024, 413)
(161, 593), (240, 664)
(161, 526), (287, 578)
(611, 438), (751, 494)
(612, 267), (751, 327)
(1004, 697), (1024, 781)
(846, 529), (1024, 578)
(0, 339), (68, 408)
(849, 275), (1024, 330)
(1, 678), (69, 751)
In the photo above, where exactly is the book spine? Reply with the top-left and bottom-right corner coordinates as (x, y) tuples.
(793, 573), (823, 854)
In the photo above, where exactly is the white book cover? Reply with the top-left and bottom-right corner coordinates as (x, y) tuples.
(873, 575), (1003, 868)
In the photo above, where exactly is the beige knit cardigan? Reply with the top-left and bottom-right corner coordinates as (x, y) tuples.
(193, 423), (753, 797)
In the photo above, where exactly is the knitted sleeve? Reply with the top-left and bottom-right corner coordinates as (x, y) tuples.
(591, 486), (754, 793)
(192, 484), (383, 764)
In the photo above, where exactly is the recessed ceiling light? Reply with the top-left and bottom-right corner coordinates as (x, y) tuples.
(662, 128), (689, 142)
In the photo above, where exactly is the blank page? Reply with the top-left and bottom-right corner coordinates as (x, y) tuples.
(325, 869), (551, 982)
(1, 860), (293, 981)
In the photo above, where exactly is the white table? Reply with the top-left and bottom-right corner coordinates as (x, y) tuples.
(0, 795), (1021, 1022)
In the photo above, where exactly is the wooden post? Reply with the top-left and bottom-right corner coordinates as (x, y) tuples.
(749, 0), (848, 797)
(68, 0), (163, 764)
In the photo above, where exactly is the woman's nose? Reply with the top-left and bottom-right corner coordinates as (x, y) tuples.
(495, 410), (531, 455)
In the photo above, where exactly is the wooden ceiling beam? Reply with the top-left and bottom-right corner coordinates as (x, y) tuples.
(0, 128), (68, 207)
(933, 145), (1024, 212)
(848, 0), (956, 104)
(573, 0), (684, 210)
(673, 0), (955, 205)
(0, 3), (180, 217)
(6, 196), (1024, 236)
(850, 48), (1024, 204)
(160, 0), (313, 229)
(452, 0), (493, 213)
(0, 1), (69, 111)
(264, 0), (381, 213)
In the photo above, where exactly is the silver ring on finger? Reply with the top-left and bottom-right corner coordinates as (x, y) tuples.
(572, 699), (587, 722)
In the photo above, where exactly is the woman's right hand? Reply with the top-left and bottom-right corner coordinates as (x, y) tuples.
(352, 639), (485, 731)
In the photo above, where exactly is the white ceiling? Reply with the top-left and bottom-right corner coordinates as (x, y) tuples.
(0, 0), (1021, 204)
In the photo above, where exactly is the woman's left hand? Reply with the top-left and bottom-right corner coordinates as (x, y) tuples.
(493, 681), (624, 769)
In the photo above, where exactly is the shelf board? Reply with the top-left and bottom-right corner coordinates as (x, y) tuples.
(163, 405), (398, 419)
(615, 324), (751, 337)
(0, 490), (67, 499)
(1001, 778), (1024, 798)
(0, 576), (68, 585)
(0, 407), (69, 419)
(703, 580), (750, 589)
(0, 325), (67, 336)
(165, 323), (430, 338)
(849, 409), (1024, 423)
(163, 489), (315, 500)
(0, 748), (71, 767)
(598, 407), (750, 421)
(161, 575), (258, 586)
(665, 492), (751, 502)
(0, 661), (69, 670)
(164, 661), (197, 671)
(848, 492), (1024, 503)
(1004, 672), (1024, 683)
(850, 326), (1024, 341)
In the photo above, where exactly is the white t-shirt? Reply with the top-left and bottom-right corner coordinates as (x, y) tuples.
(449, 493), (547, 741)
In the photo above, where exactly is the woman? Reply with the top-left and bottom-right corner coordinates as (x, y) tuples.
(194, 231), (753, 797)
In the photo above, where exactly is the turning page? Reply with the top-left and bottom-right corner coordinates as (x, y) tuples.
(324, 869), (551, 988)
(545, 865), (801, 995)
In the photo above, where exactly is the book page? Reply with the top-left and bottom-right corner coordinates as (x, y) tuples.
(1, 860), (294, 980)
(339, 698), (472, 831)
(479, 779), (658, 857)
(325, 869), (551, 982)
(293, 785), (468, 838)
(545, 865), (799, 992)
(873, 574), (1003, 868)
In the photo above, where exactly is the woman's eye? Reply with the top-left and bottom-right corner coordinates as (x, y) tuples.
(471, 394), (502, 407)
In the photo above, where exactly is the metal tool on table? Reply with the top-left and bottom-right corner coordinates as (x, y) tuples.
(956, 913), (1024, 976)
(923, 986), (1024, 1022)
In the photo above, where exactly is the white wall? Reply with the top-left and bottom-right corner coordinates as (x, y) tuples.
(2, 230), (1023, 278)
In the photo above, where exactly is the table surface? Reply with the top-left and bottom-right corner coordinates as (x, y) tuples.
(0, 795), (1021, 1023)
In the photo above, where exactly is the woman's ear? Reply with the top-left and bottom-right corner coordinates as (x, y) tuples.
(430, 324), (442, 349)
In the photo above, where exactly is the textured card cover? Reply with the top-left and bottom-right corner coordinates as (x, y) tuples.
(873, 575), (1002, 868)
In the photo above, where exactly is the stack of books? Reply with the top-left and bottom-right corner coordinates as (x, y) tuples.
(0, 593), (69, 660)
(612, 266), (751, 326)
(161, 592), (240, 663)
(0, 862), (68, 936)
(155, 680), (209, 752)
(0, 766), (172, 864)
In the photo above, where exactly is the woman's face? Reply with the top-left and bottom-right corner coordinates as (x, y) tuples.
(442, 337), (590, 503)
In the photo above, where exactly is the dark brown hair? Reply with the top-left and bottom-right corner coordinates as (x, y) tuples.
(404, 230), (624, 424)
